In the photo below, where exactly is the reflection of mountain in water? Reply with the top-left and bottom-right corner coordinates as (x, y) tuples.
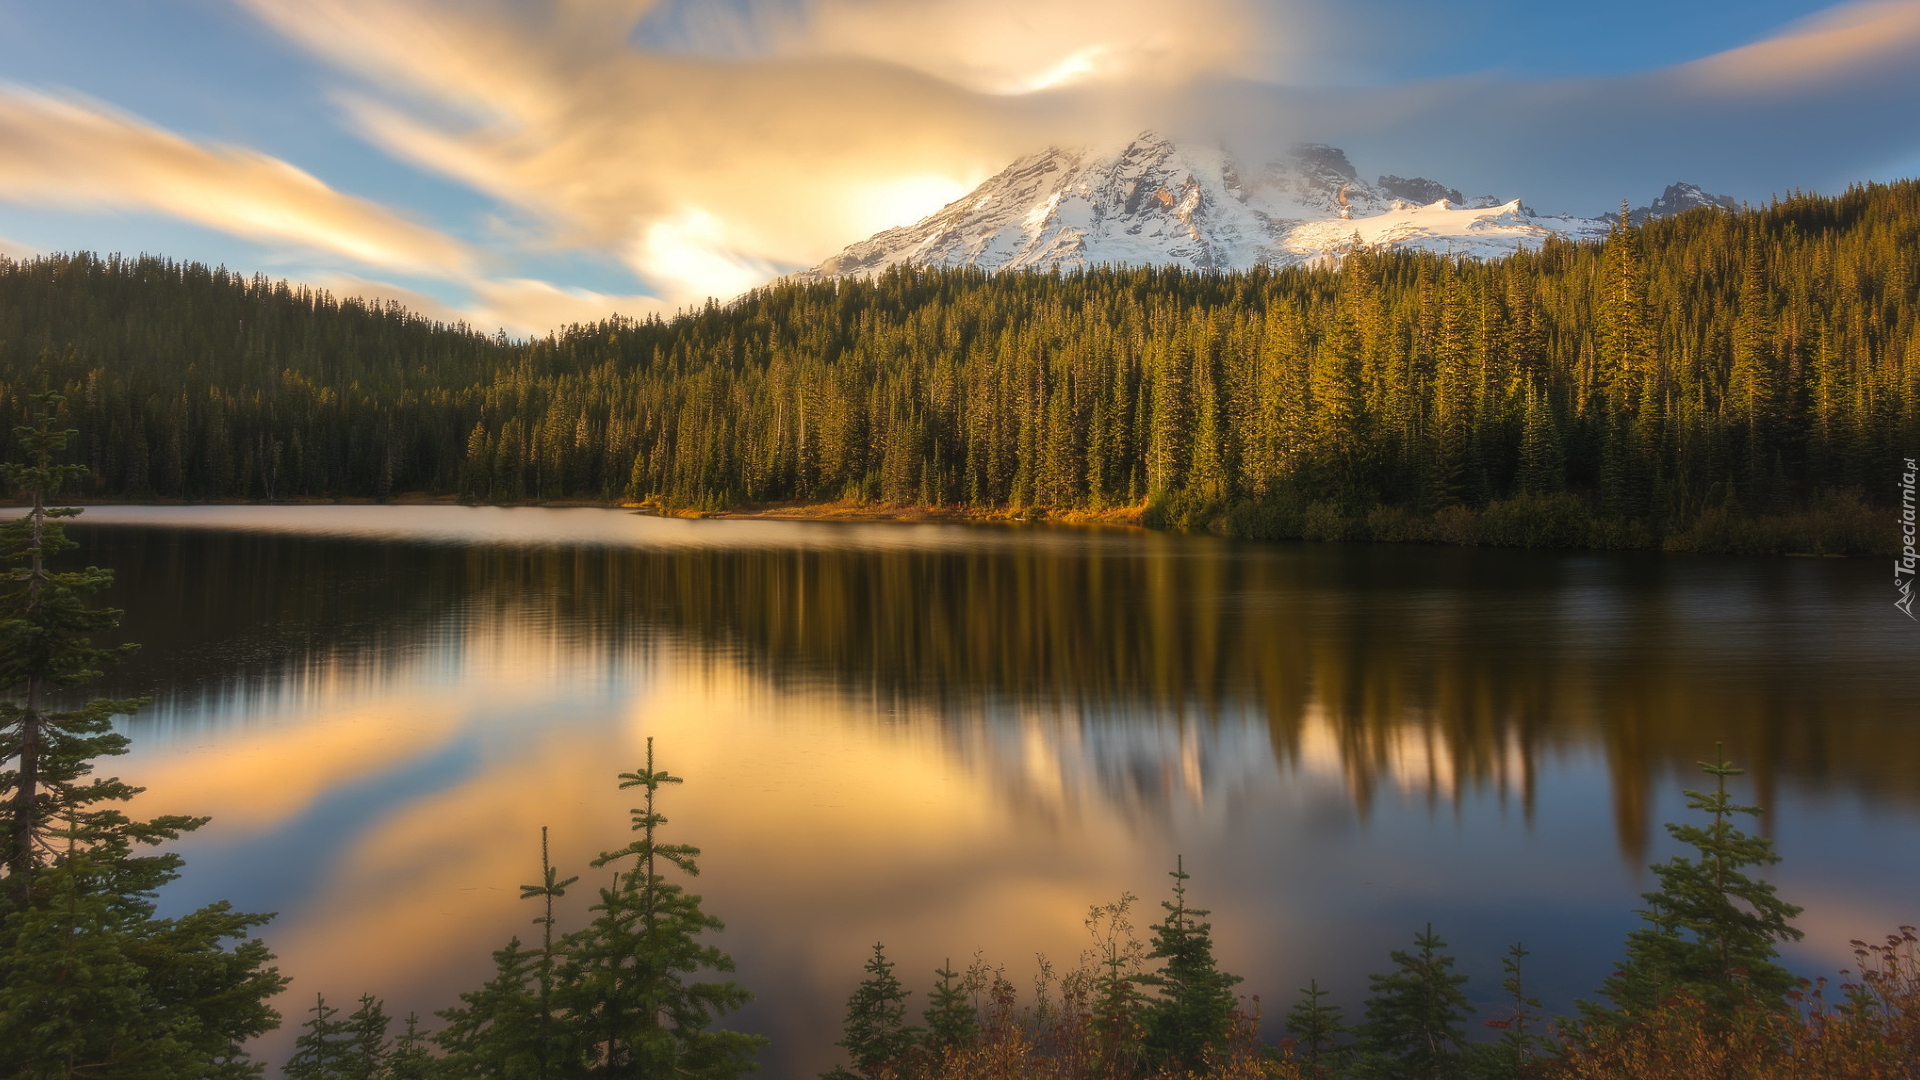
(78, 522), (1920, 862)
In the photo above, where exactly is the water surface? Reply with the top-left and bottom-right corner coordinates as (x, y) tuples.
(65, 505), (1920, 1076)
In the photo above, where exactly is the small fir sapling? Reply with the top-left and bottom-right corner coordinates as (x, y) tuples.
(824, 942), (924, 1080)
(1140, 856), (1244, 1072)
(922, 958), (980, 1054)
(1355, 923), (1473, 1080)
(1284, 978), (1347, 1075)
(1587, 745), (1804, 1024)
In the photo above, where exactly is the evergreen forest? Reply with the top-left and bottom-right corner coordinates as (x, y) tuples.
(3, 181), (1919, 554)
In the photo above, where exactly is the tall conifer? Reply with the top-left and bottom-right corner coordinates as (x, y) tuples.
(0, 390), (286, 1078)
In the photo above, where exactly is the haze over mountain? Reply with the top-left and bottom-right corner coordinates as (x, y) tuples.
(798, 134), (1727, 280)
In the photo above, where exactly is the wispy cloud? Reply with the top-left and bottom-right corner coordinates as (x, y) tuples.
(0, 88), (479, 278)
(1189, 0), (1920, 212)
(230, 0), (1292, 303)
(0, 234), (38, 261)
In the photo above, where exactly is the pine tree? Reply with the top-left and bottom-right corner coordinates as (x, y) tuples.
(1140, 857), (1243, 1071)
(0, 390), (287, 1079)
(557, 737), (766, 1079)
(522, 824), (581, 1079)
(436, 936), (547, 1079)
(346, 993), (395, 1080)
(287, 993), (356, 1080)
(1589, 746), (1804, 1021)
(824, 942), (923, 1079)
(388, 1013), (438, 1080)
(921, 959), (979, 1056)
(433, 831), (582, 1078)
(1355, 924), (1473, 1080)
(1285, 978), (1346, 1077)
(1473, 943), (1548, 1080)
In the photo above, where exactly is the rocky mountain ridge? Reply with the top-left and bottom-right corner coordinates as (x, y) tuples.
(797, 133), (1732, 281)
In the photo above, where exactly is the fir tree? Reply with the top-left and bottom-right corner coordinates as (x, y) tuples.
(921, 959), (979, 1056)
(388, 1014), (438, 1080)
(436, 937), (548, 1079)
(287, 993), (355, 1080)
(1589, 746), (1804, 1020)
(346, 993), (395, 1080)
(522, 824), (580, 1078)
(1474, 943), (1548, 1080)
(1285, 978), (1346, 1077)
(437, 826), (582, 1078)
(824, 942), (923, 1079)
(0, 390), (286, 1079)
(557, 737), (766, 1079)
(1139, 856), (1243, 1071)
(1355, 923), (1473, 1080)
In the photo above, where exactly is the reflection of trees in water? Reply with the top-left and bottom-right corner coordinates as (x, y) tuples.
(77, 526), (1917, 860)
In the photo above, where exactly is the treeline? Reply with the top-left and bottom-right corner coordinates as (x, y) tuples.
(4, 181), (1920, 551)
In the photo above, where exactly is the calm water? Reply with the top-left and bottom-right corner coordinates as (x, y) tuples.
(62, 505), (1920, 1076)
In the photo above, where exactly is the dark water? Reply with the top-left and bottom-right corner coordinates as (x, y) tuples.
(63, 505), (1920, 1076)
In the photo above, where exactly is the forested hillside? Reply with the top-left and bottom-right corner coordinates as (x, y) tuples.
(3, 181), (1917, 550)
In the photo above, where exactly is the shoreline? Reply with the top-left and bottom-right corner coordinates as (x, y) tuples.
(6, 494), (1886, 557)
(6, 494), (1150, 526)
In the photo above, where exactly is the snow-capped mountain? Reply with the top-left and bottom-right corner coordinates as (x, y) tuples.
(797, 133), (1728, 281)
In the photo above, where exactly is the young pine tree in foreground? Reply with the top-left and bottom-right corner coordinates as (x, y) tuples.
(438, 740), (765, 1079)
(823, 943), (924, 1079)
(563, 738), (766, 1079)
(1285, 979), (1346, 1078)
(1140, 857), (1244, 1072)
(1586, 746), (1803, 1023)
(1355, 924), (1473, 1080)
(0, 390), (287, 1078)
(922, 959), (980, 1056)
(1475, 943), (1548, 1080)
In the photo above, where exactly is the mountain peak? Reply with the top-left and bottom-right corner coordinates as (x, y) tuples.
(1626, 182), (1738, 225)
(799, 133), (1620, 282)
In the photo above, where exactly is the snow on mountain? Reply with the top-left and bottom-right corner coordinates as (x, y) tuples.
(795, 132), (1726, 282)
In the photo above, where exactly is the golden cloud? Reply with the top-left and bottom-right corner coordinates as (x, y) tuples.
(1681, 0), (1920, 93)
(0, 89), (479, 278)
(233, 0), (1166, 302)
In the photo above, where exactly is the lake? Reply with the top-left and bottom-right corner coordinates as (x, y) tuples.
(63, 505), (1920, 1076)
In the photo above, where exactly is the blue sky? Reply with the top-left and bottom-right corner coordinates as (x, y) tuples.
(2, 0), (1918, 333)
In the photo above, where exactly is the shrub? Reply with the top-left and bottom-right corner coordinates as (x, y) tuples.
(1477, 493), (1594, 549)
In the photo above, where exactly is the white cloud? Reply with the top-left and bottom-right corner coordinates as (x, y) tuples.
(0, 88), (479, 278)
(0, 234), (37, 260)
(752, 0), (1260, 94)
(230, 0), (1152, 297)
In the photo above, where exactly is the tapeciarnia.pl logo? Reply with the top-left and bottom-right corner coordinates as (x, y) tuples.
(1899, 456), (1917, 620)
